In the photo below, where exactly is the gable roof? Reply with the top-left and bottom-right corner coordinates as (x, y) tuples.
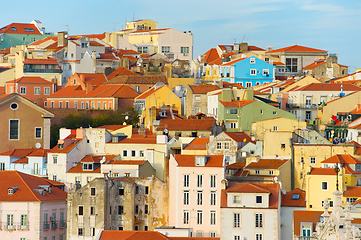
(303, 60), (327, 70)
(106, 75), (168, 85)
(201, 48), (220, 63)
(223, 132), (254, 143)
(173, 155), (224, 167)
(245, 159), (288, 170)
(221, 57), (246, 66)
(5, 76), (53, 85)
(135, 85), (165, 100)
(266, 45), (327, 54)
(289, 83), (361, 92)
(321, 154), (361, 164)
(281, 188), (306, 207)
(23, 57), (59, 65)
(219, 100), (255, 108)
(156, 119), (215, 131)
(0, 23), (42, 35)
(343, 186), (361, 197)
(0, 148), (50, 158)
(73, 73), (108, 86)
(293, 210), (323, 236)
(183, 137), (209, 150)
(0, 171), (66, 202)
(107, 67), (141, 80)
(309, 168), (337, 175)
(188, 84), (220, 94)
(99, 230), (216, 240)
(28, 36), (57, 46)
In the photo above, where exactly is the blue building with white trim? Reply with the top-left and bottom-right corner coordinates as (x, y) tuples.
(220, 56), (275, 87)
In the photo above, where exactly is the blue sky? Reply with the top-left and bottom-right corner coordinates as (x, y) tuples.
(2, 0), (360, 72)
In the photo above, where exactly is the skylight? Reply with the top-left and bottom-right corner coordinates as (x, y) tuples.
(24, 28), (35, 32)
(11, 27), (17, 31)
(292, 193), (300, 200)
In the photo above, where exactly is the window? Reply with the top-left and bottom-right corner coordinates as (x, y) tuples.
(256, 196), (263, 203)
(210, 175), (216, 188)
(210, 232), (216, 237)
(65, 101), (69, 108)
(321, 181), (328, 190)
(183, 210), (190, 224)
(194, 95), (201, 102)
(269, 170), (274, 175)
(20, 87), (26, 94)
(75, 176), (81, 184)
(181, 47), (189, 53)
(217, 142), (222, 149)
(273, 111), (277, 115)
(81, 42), (88, 48)
(263, 69), (269, 76)
(7, 214), (13, 227)
(78, 228), (84, 236)
(246, 82), (252, 88)
(35, 127), (42, 138)
(197, 175), (203, 188)
(305, 98), (312, 106)
(135, 186), (139, 194)
(250, 69), (256, 75)
(255, 170), (260, 175)
(91, 188), (96, 196)
(0, 162), (5, 170)
(255, 213), (263, 228)
(233, 213), (240, 228)
(34, 87), (40, 95)
(53, 175), (57, 181)
(86, 102), (89, 109)
(59, 101), (63, 108)
(78, 206), (84, 215)
(137, 47), (142, 53)
(123, 150), (127, 157)
(103, 101), (106, 109)
(347, 198), (358, 203)
(210, 191), (216, 205)
(134, 226), (138, 230)
(73, 101), (78, 109)
(256, 233), (263, 240)
(97, 102), (101, 109)
(53, 156), (57, 164)
(140, 150), (144, 157)
(183, 174), (190, 187)
(233, 195), (241, 203)
(135, 205), (139, 214)
(197, 210), (203, 225)
(145, 205), (149, 214)
(131, 150), (136, 157)
(273, 126), (278, 131)
(197, 191), (203, 205)
(162, 46), (170, 53)
(210, 210), (216, 225)
(183, 190), (189, 205)
(286, 57), (298, 72)
(90, 206), (95, 215)
(145, 186), (149, 194)
(9, 119), (19, 140)
(51, 101), (54, 108)
(224, 142), (229, 149)
(260, 109), (263, 114)
(281, 143), (286, 149)
(81, 102), (84, 109)
(118, 205), (123, 214)
(250, 58), (255, 64)
(135, 86), (140, 93)
(91, 228), (96, 236)
(310, 157), (316, 164)
(230, 122), (237, 129)
(21, 214), (28, 226)
(292, 194), (301, 200)
(119, 188), (124, 195)
(234, 236), (240, 240)
(230, 108), (237, 114)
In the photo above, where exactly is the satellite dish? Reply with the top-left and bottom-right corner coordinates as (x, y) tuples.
(281, 189), (286, 195)
(35, 143), (41, 149)
(251, 137), (255, 141)
(164, 129), (168, 134)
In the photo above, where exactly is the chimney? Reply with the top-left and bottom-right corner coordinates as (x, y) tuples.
(234, 43), (240, 51)
(57, 31), (68, 47)
(105, 32), (110, 44)
(86, 82), (93, 94)
(76, 128), (84, 138)
(240, 42), (248, 52)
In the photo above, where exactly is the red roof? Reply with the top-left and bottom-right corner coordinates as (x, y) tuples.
(222, 82), (244, 89)
(98, 125), (130, 131)
(245, 159), (288, 170)
(28, 36), (57, 46)
(23, 57), (59, 65)
(219, 100), (255, 108)
(266, 45), (327, 54)
(73, 73), (108, 87)
(110, 135), (157, 144)
(303, 60), (327, 70)
(135, 86), (164, 100)
(183, 137), (209, 150)
(173, 155), (224, 167)
(67, 155), (117, 173)
(99, 230), (216, 240)
(223, 132), (254, 143)
(188, 84), (220, 94)
(97, 53), (118, 61)
(343, 186), (361, 197)
(293, 211), (323, 236)
(89, 41), (104, 46)
(0, 148), (48, 157)
(0, 171), (66, 202)
(321, 154), (361, 164)
(290, 83), (361, 92)
(107, 67), (141, 80)
(281, 188), (306, 207)
(0, 23), (42, 35)
(226, 161), (246, 170)
(105, 160), (146, 165)
(201, 48), (220, 63)
(5, 76), (53, 84)
(156, 119), (215, 131)
(221, 57), (246, 66)
(309, 168), (337, 175)
(106, 75), (168, 85)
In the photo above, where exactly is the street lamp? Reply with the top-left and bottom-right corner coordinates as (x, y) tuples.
(334, 163), (340, 191)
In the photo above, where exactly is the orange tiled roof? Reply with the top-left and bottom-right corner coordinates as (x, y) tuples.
(290, 83), (361, 92)
(222, 82), (244, 89)
(343, 186), (361, 197)
(5, 76), (53, 84)
(156, 119), (215, 131)
(74, 73), (108, 86)
(245, 159), (288, 170)
(97, 53), (118, 61)
(226, 182), (271, 193)
(135, 85), (164, 100)
(23, 57), (59, 65)
(226, 161), (246, 170)
(189, 84), (220, 94)
(12, 157), (29, 164)
(86, 84), (139, 99)
(28, 36), (57, 46)
(0, 23), (42, 35)
(219, 100), (255, 108)
(293, 210), (323, 236)
(110, 135), (157, 144)
(70, 34), (105, 41)
(223, 132), (254, 143)
(201, 48), (220, 63)
(89, 41), (104, 46)
(45, 42), (67, 52)
(106, 75), (168, 85)
(50, 138), (83, 153)
(281, 188), (306, 207)
(67, 155), (117, 173)
(221, 57), (246, 66)
(303, 60), (327, 70)
(117, 49), (140, 55)
(248, 46), (266, 51)
(106, 160), (146, 165)
(107, 67), (141, 80)
(99, 230), (173, 240)
(0, 148), (38, 157)
(173, 155), (224, 167)
(309, 168), (337, 175)
(266, 45), (327, 54)
(321, 154), (361, 164)
(0, 171), (67, 202)
(183, 137), (209, 150)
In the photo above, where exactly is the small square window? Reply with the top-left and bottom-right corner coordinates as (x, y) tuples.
(131, 150), (136, 157)
(119, 188), (124, 195)
(256, 196), (262, 203)
(292, 194), (300, 200)
(250, 58), (256, 64)
(91, 188), (96, 196)
(123, 150), (127, 157)
(321, 181), (328, 190)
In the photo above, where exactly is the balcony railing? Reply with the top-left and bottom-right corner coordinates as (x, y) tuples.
(51, 221), (58, 229)
(59, 220), (66, 228)
(23, 69), (62, 73)
(43, 221), (50, 230)
(286, 103), (319, 109)
(5, 224), (15, 231)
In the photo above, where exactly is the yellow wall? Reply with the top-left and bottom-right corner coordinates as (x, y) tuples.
(182, 149), (208, 155)
(106, 125), (133, 138)
(167, 77), (194, 91)
(263, 131), (293, 157)
(252, 118), (307, 140)
(0, 68), (16, 86)
(126, 20), (157, 30)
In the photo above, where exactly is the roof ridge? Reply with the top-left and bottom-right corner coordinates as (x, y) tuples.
(16, 171), (41, 201)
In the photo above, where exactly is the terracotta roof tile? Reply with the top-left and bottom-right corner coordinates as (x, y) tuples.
(221, 57), (246, 66)
(50, 138), (83, 153)
(223, 132), (254, 143)
(173, 155), (224, 167)
(109, 135), (157, 144)
(100, 230), (169, 240)
(281, 188), (306, 207)
(309, 168), (337, 175)
(226, 161), (246, 170)
(107, 67), (141, 80)
(303, 60), (327, 70)
(12, 157), (28, 164)
(0, 171), (67, 202)
(28, 36), (57, 46)
(135, 85), (166, 100)
(245, 159), (288, 170)
(293, 210), (324, 236)
(321, 154), (361, 164)
(0, 148), (38, 157)
(183, 137), (209, 150)
(156, 119), (215, 131)
(226, 182), (271, 193)
(343, 186), (361, 197)
(219, 100), (255, 108)
(222, 82), (245, 89)
(106, 75), (168, 85)
(290, 83), (361, 92)
(23, 57), (59, 65)
(266, 45), (327, 54)
(73, 73), (108, 87)
(67, 155), (117, 173)
(201, 48), (220, 63)
(0, 23), (42, 35)
(5, 76), (53, 84)
(189, 84), (220, 94)
(106, 160), (146, 165)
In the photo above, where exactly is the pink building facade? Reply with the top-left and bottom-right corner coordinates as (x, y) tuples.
(169, 154), (225, 238)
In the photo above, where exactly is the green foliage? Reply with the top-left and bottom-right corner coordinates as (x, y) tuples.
(50, 124), (60, 149)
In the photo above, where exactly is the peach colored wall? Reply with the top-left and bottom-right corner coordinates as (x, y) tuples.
(169, 155), (224, 237)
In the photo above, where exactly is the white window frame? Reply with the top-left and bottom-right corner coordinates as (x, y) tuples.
(20, 87), (26, 95)
(34, 87), (40, 95)
(250, 58), (256, 64)
(197, 174), (203, 188)
(233, 212), (241, 228)
(250, 69), (256, 75)
(210, 175), (216, 188)
(310, 157), (316, 164)
(9, 119), (20, 140)
(255, 213), (263, 228)
(263, 69), (269, 76)
(196, 210), (203, 225)
(183, 210), (190, 224)
(210, 210), (216, 225)
(210, 191), (216, 205)
(183, 190), (189, 205)
(35, 127), (42, 139)
(321, 181), (328, 191)
(44, 87), (50, 95)
(183, 174), (190, 187)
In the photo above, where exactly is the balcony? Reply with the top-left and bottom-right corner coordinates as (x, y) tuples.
(59, 220), (66, 228)
(5, 224), (15, 231)
(51, 221), (58, 229)
(17, 223), (29, 230)
(23, 69), (62, 73)
(295, 236), (317, 240)
(286, 103), (319, 109)
(43, 221), (50, 230)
